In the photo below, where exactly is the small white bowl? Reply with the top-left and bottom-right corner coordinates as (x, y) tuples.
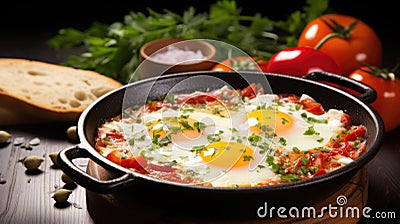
(139, 38), (216, 80)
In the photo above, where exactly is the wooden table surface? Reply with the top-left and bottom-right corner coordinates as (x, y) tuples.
(1, 122), (399, 223)
(0, 122), (94, 224)
(1, 1), (399, 223)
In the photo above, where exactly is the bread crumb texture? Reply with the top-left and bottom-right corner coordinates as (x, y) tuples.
(0, 58), (122, 113)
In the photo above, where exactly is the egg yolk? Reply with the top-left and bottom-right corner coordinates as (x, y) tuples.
(247, 109), (293, 135)
(200, 141), (254, 169)
(147, 117), (203, 141)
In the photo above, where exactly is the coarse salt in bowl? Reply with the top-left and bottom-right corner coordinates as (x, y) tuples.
(139, 38), (216, 80)
(150, 46), (206, 65)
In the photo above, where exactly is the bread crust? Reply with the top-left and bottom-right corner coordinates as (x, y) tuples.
(0, 58), (123, 126)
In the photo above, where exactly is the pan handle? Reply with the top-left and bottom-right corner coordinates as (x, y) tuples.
(57, 145), (136, 194)
(302, 72), (377, 104)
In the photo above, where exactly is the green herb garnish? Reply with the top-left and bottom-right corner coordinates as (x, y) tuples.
(303, 126), (320, 135)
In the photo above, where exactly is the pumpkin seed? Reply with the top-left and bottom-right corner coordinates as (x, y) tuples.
(52, 189), (72, 203)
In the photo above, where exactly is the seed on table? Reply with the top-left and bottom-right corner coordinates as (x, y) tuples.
(52, 189), (72, 203)
(66, 126), (78, 141)
(61, 172), (74, 184)
(48, 151), (59, 166)
(0, 130), (12, 144)
(22, 156), (44, 171)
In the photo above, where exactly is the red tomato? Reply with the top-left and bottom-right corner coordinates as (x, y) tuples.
(312, 168), (327, 177)
(120, 156), (148, 172)
(297, 14), (382, 76)
(211, 56), (269, 72)
(106, 150), (149, 172)
(265, 47), (341, 77)
(105, 132), (125, 141)
(237, 83), (259, 99)
(106, 149), (128, 165)
(344, 125), (367, 141)
(299, 97), (325, 115)
(349, 66), (400, 132)
(179, 94), (217, 104)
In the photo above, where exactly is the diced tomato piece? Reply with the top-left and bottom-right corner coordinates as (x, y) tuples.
(340, 113), (351, 127)
(145, 101), (164, 112)
(148, 163), (177, 173)
(186, 95), (217, 104)
(121, 158), (139, 168)
(310, 153), (325, 169)
(300, 98), (325, 115)
(293, 155), (309, 168)
(96, 137), (106, 147)
(333, 143), (355, 157)
(106, 149), (133, 165)
(344, 126), (366, 141)
(332, 141), (342, 148)
(306, 105), (325, 115)
(344, 142), (356, 152)
(282, 95), (300, 104)
(106, 132), (125, 140)
(240, 83), (257, 98)
(330, 136), (344, 148)
(312, 168), (327, 177)
(106, 150), (124, 165)
(121, 155), (148, 172)
(326, 151), (338, 161)
(175, 94), (217, 104)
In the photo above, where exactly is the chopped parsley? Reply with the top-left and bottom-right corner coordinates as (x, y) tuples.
(243, 155), (253, 161)
(301, 112), (328, 124)
(281, 117), (289, 125)
(194, 121), (206, 132)
(278, 137), (287, 146)
(179, 120), (194, 130)
(190, 145), (207, 155)
(248, 133), (261, 146)
(303, 126), (320, 135)
(292, 147), (300, 153)
(281, 174), (301, 182)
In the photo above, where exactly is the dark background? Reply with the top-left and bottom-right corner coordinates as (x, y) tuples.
(1, 0), (399, 67)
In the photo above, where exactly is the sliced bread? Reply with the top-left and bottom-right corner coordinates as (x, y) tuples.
(0, 58), (123, 126)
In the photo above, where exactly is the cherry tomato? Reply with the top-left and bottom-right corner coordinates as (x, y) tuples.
(349, 66), (400, 132)
(211, 56), (269, 72)
(265, 47), (341, 77)
(297, 14), (382, 76)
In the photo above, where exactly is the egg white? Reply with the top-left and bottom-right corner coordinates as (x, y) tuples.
(245, 94), (346, 153)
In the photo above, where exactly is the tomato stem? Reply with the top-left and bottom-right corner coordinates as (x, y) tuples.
(314, 16), (359, 50)
(362, 63), (399, 81)
(314, 32), (344, 50)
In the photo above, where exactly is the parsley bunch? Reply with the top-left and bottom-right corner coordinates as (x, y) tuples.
(48, 0), (330, 83)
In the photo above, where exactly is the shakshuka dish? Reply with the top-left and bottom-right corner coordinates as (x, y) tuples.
(95, 83), (367, 187)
